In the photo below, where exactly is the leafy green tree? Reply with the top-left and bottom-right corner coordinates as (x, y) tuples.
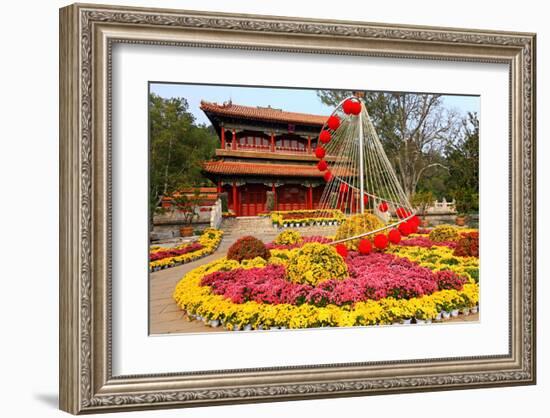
(412, 190), (435, 216)
(149, 93), (218, 218)
(445, 112), (479, 214)
(317, 91), (459, 198)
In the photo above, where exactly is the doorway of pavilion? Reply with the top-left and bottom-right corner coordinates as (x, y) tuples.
(239, 184), (268, 216)
(277, 184), (308, 211)
(311, 185), (324, 209)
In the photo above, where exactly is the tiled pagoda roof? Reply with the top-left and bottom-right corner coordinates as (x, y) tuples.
(203, 161), (352, 178)
(200, 100), (328, 126)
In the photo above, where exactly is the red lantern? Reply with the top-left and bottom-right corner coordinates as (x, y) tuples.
(323, 171), (333, 182)
(351, 100), (362, 115)
(363, 195), (369, 205)
(335, 244), (348, 258)
(373, 234), (389, 250)
(319, 130), (331, 144)
(315, 147), (326, 159)
(398, 222), (412, 236)
(358, 239), (372, 255)
(339, 183), (349, 193)
(327, 115), (341, 130)
(378, 201), (389, 212)
(396, 207), (410, 219)
(317, 159), (328, 171)
(407, 219), (419, 234)
(343, 99), (355, 114)
(409, 215), (420, 227)
(388, 228), (401, 244)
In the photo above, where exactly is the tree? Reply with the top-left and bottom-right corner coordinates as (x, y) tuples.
(412, 190), (435, 217)
(149, 93), (218, 218)
(445, 112), (479, 214)
(172, 189), (202, 226)
(317, 90), (460, 198)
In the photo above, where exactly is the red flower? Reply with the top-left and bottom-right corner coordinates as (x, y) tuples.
(363, 195), (369, 205)
(373, 234), (389, 250)
(453, 232), (479, 257)
(335, 243), (348, 258)
(409, 215), (420, 227)
(323, 171), (333, 182)
(327, 115), (341, 130)
(388, 228), (401, 244)
(317, 159), (328, 171)
(339, 183), (349, 193)
(358, 239), (372, 255)
(319, 130), (331, 144)
(315, 147), (326, 159)
(378, 201), (389, 212)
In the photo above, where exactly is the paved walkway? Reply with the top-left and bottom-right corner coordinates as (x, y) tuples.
(149, 237), (235, 335)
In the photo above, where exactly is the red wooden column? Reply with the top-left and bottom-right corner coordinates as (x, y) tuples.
(270, 132), (275, 152)
(308, 185), (313, 209)
(220, 126), (225, 149)
(232, 129), (237, 150)
(307, 136), (312, 153)
(232, 182), (238, 216)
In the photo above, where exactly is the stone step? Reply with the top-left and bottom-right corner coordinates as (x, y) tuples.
(219, 216), (339, 245)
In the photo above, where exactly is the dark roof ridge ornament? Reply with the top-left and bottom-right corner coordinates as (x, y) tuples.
(257, 104), (283, 112)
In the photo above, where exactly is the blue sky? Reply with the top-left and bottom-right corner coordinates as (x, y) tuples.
(150, 82), (479, 126)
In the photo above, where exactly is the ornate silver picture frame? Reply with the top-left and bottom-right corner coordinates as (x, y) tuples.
(59, 3), (536, 414)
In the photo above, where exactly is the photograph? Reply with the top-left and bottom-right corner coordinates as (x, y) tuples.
(54, 2), (537, 414)
(148, 83), (480, 335)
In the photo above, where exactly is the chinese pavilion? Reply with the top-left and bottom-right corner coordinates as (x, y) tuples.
(200, 100), (329, 216)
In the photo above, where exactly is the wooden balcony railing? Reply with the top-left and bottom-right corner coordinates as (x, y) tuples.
(224, 143), (312, 155)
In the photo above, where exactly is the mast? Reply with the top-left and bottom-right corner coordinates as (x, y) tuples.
(358, 100), (365, 214)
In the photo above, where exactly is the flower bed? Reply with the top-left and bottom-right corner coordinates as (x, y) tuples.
(200, 252), (465, 306)
(398, 236), (457, 249)
(271, 209), (345, 228)
(266, 235), (331, 250)
(149, 243), (204, 262)
(173, 241), (479, 330)
(149, 228), (223, 271)
(387, 244), (479, 283)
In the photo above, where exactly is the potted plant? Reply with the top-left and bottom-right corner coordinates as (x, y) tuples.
(172, 188), (201, 237)
(453, 190), (478, 227)
(411, 190), (434, 227)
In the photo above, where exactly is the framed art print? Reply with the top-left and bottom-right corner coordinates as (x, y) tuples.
(59, 3), (536, 414)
